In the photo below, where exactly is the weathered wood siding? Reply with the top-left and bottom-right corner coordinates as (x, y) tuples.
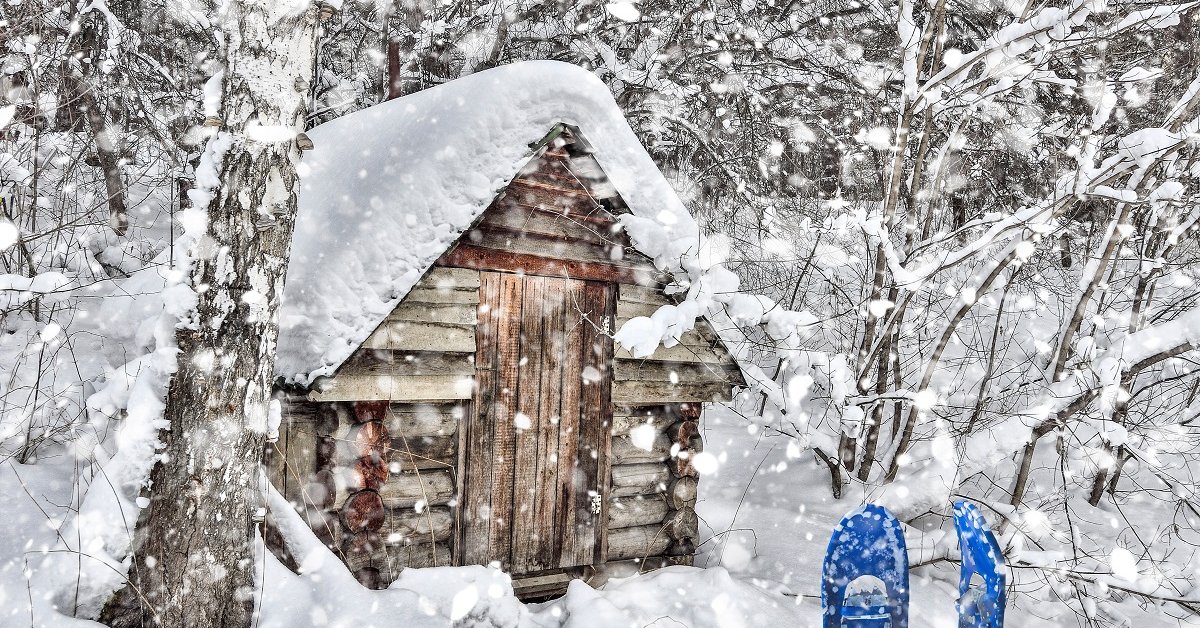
(308, 267), (479, 403)
(614, 284), (743, 404)
(438, 137), (664, 287)
(266, 398), (341, 549)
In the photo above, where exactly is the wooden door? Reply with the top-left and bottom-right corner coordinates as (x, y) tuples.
(461, 271), (614, 574)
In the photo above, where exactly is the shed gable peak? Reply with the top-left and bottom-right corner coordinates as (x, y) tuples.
(435, 125), (662, 286)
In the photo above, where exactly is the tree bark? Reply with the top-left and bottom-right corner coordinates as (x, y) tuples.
(857, 285), (896, 481)
(78, 84), (129, 235)
(102, 1), (320, 626)
(70, 10), (129, 234)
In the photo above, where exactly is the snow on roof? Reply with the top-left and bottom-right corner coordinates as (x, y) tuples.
(277, 61), (729, 385)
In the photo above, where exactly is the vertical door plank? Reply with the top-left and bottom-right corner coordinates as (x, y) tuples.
(532, 279), (567, 570)
(571, 280), (609, 564)
(555, 279), (586, 567)
(486, 273), (524, 567)
(510, 276), (547, 573)
(594, 283), (616, 563)
(462, 272), (500, 565)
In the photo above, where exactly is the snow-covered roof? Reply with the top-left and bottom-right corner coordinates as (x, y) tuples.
(277, 61), (726, 385)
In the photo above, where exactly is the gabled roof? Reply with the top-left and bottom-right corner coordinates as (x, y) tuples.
(277, 61), (724, 385)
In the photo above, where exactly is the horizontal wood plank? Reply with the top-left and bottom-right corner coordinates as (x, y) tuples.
(618, 284), (673, 306)
(505, 198), (617, 227)
(402, 286), (480, 304)
(613, 360), (739, 384)
(387, 302), (477, 325)
(383, 506), (453, 545)
(511, 572), (574, 599)
(387, 403), (462, 438)
(333, 402), (461, 438)
(613, 380), (734, 404)
(611, 433), (672, 465)
(422, 266), (481, 289)
(439, 243), (657, 286)
(309, 374), (474, 402)
(397, 267), (480, 305)
(508, 177), (602, 203)
(468, 224), (623, 266)
(479, 201), (624, 247)
(607, 495), (670, 530)
(340, 351), (475, 377)
(611, 463), (670, 497)
(613, 343), (731, 365)
(389, 542), (453, 570)
(279, 398), (339, 425)
(611, 408), (677, 437)
(344, 539), (452, 573)
(377, 469), (456, 508)
(388, 434), (458, 471)
(566, 155), (619, 198)
(329, 427), (456, 471)
(606, 524), (672, 561)
(362, 320), (476, 352)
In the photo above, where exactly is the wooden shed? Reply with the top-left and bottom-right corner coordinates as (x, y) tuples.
(268, 64), (745, 599)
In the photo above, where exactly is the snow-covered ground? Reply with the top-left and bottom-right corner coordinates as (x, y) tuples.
(696, 405), (1200, 628)
(0, 437), (807, 627)
(696, 405), (963, 627)
(2, 403), (1196, 626)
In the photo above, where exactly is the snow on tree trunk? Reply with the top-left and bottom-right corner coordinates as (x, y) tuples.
(101, 0), (320, 625)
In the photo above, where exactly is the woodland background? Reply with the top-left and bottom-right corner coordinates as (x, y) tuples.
(2, 0), (1200, 625)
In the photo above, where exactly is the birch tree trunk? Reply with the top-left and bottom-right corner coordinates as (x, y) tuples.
(102, 0), (320, 625)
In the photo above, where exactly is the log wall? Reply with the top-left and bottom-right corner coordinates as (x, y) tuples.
(303, 399), (465, 587)
(602, 403), (702, 567)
